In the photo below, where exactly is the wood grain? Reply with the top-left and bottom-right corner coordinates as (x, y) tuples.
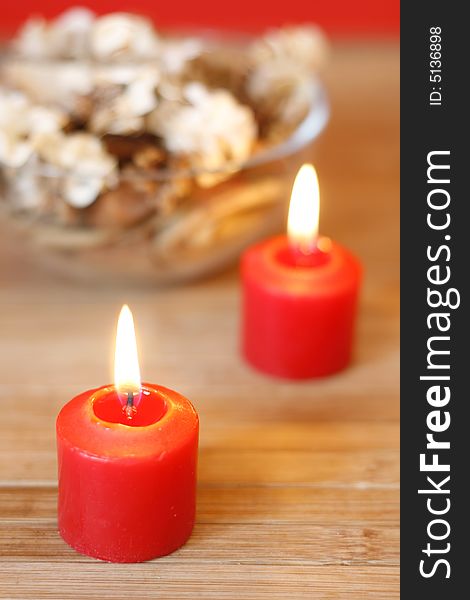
(0, 563), (399, 599)
(0, 486), (399, 524)
(0, 42), (399, 599)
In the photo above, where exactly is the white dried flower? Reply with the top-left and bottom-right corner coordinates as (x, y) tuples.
(33, 131), (66, 165)
(28, 106), (68, 135)
(0, 132), (33, 168)
(247, 27), (326, 130)
(60, 133), (114, 170)
(246, 59), (317, 127)
(158, 79), (185, 102)
(60, 134), (117, 208)
(90, 67), (159, 134)
(160, 38), (203, 74)
(13, 17), (50, 58)
(0, 89), (67, 168)
(0, 89), (30, 137)
(0, 90), (67, 137)
(13, 8), (95, 59)
(35, 132), (117, 208)
(7, 11), (94, 114)
(63, 176), (104, 209)
(94, 64), (142, 86)
(91, 13), (159, 60)
(1, 155), (47, 210)
(122, 74), (159, 115)
(148, 83), (257, 186)
(250, 25), (328, 72)
(2, 60), (93, 116)
(48, 7), (95, 58)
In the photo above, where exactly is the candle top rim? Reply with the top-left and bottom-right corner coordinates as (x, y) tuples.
(93, 384), (168, 427)
(242, 234), (362, 294)
(56, 382), (199, 460)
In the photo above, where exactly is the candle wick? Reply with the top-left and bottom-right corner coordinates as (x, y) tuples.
(124, 391), (136, 420)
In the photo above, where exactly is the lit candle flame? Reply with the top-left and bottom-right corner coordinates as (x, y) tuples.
(287, 164), (320, 255)
(114, 305), (141, 399)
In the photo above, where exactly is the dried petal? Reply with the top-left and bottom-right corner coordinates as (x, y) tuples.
(246, 59), (317, 132)
(0, 89), (67, 168)
(13, 17), (50, 58)
(64, 176), (103, 208)
(0, 131), (33, 168)
(148, 83), (256, 186)
(250, 25), (328, 72)
(2, 60), (93, 116)
(34, 131), (118, 208)
(49, 7), (95, 58)
(161, 38), (203, 74)
(90, 67), (159, 135)
(91, 13), (159, 60)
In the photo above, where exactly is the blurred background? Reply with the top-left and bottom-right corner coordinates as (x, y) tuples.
(0, 1), (399, 284)
(2, 1), (399, 37)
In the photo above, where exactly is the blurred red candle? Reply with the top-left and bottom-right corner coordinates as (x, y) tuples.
(56, 305), (199, 563)
(242, 164), (362, 379)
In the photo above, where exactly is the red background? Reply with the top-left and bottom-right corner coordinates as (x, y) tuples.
(1, 0), (399, 37)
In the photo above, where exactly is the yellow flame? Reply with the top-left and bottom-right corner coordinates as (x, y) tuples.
(114, 304), (141, 395)
(287, 164), (320, 253)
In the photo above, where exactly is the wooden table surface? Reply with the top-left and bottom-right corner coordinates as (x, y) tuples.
(0, 42), (399, 599)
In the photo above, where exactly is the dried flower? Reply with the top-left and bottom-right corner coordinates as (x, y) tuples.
(2, 59), (93, 118)
(2, 11), (328, 234)
(90, 67), (160, 135)
(90, 13), (160, 60)
(0, 89), (67, 167)
(1, 155), (49, 210)
(245, 25), (327, 135)
(0, 89), (31, 137)
(13, 17), (50, 58)
(35, 132), (117, 208)
(0, 133), (32, 169)
(246, 60), (317, 132)
(48, 7), (95, 58)
(160, 38), (203, 75)
(148, 83), (257, 186)
(13, 8), (95, 59)
(250, 25), (328, 72)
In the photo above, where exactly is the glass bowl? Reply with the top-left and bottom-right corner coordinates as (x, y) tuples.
(0, 56), (328, 285)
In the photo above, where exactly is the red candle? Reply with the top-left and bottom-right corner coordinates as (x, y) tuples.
(242, 164), (362, 379)
(56, 306), (199, 563)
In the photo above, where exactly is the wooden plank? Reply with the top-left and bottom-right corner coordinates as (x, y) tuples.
(0, 563), (399, 599)
(0, 486), (399, 525)
(0, 448), (399, 484)
(0, 520), (399, 565)
(0, 295), (398, 393)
